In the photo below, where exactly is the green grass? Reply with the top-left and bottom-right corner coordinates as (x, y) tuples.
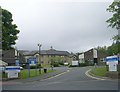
(2, 69), (55, 79)
(19, 69), (55, 79)
(41, 64), (51, 68)
(90, 66), (108, 77)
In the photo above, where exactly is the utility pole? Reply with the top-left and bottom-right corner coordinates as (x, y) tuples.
(38, 44), (42, 74)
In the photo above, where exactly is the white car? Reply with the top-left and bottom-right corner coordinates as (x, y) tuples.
(64, 62), (69, 66)
(20, 67), (23, 70)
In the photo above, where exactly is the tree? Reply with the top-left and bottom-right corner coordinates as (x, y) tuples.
(107, 43), (119, 55)
(2, 8), (20, 50)
(106, 0), (120, 29)
(106, 0), (120, 55)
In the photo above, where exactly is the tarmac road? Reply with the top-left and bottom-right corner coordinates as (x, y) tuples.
(2, 66), (118, 90)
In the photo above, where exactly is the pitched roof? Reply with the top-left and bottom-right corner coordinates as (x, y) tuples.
(19, 50), (37, 56)
(0, 60), (8, 66)
(40, 49), (70, 56)
(19, 49), (70, 56)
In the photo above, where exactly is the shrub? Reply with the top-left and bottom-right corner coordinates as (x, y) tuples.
(59, 62), (64, 65)
(53, 62), (59, 67)
(79, 61), (93, 67)
(30, 64), (43, 69)
(30, 65), (37, 69)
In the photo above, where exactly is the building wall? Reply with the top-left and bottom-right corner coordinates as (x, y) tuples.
(81, 48), (107, 65)
(84, 49), (94, 64)
(79, 53), (85, 63)
(38, 54), (72, 65)
(2, 49), (16, 65)
(19, 52), (72, 66)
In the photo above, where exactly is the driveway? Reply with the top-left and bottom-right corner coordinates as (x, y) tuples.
(2, 66), (118, 90)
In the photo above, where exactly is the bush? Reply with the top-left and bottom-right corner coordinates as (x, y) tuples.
(79, 61), (89, 67)
(36, 64), (43, 68)
(59, 62), (64, 65)
(30, 64), (43, 69)
(30, 65), (37, 69)
(53, 62), (59, 67)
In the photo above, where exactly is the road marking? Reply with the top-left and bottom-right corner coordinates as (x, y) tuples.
(41, 70), (70, 81)
(85, 69), (105, 80)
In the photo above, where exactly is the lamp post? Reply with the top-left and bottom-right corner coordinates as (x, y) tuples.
(38, 44), (42, 74)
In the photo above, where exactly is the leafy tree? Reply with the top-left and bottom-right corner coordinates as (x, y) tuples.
(2, 9), (20, 50)
(96, 46), (108, 55)
(106, 0), (120, 55)
(107, 43), (119, 55)
(106, 0), (120, 29)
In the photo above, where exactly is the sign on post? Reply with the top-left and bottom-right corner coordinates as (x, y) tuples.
(5, 66), (20, 78)
(106, 56), (118, 71)
(27, 58), (37, 66)
(16, 60), (20, 66)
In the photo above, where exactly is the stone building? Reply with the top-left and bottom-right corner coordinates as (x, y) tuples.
(79, 48), (107, 65)
(18, 48), (72, 65)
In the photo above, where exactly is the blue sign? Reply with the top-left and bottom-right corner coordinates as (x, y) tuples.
(16, 60), (20, 66)
(5, 66), (20, 71)
(105, 56), (118, 62)
(27, 57), (37, 65)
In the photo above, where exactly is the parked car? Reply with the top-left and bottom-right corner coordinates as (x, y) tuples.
(20, 66), (23, 70)
(64, 62), (69, 66)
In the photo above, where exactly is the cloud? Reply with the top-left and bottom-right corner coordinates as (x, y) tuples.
(0, 0), (117, 52)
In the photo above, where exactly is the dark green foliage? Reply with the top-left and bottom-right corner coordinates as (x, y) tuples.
(2, 9), (20, 50)
(52, 62), (59, 67)
(30, 65), (37, 69)
(107, 42), (120, 55)
(30, 64), (43, 69)
(96, 46), (108, 55)
(58, 62), (64, 65)
(96, 41), (120, 56)
(106, 1), (120, 29)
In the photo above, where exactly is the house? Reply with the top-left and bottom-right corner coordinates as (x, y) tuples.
(18, 48), (72, 66)
(39, 48), (71, 65)
(1, 49), (19, 66)
(18, 50), (37, 64)
(79, 48), (107, 65)
(79, 53), (85, 63)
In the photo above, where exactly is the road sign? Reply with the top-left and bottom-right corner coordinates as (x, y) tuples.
(5, 66), (20, 78)
(16, 60), (20, 66)
(105, 56), (118, 71)
(106, 56), (118, 62)
(27, 57), (37, 66)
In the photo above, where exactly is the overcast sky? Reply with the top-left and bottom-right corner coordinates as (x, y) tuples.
(0, 0), (118, 53)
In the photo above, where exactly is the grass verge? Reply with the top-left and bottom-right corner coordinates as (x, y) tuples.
(19, 69), (55, 79)
(90, 66), (107, 77)
(2, 69), (55, 79)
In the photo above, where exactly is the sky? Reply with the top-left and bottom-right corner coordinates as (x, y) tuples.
(0, 0), (118, 53)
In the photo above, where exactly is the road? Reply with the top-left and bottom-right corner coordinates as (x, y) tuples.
(2, 67), (118, 90)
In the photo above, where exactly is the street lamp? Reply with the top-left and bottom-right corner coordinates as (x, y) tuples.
(38, 44), (42, 74)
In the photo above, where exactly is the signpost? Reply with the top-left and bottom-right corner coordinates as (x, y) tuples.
(105, 56), (118, 71)
(16, 59), (20, 66)
(27, 57), (37, 66)
(27, 57), (37, 77)
(5, 66), (20, 78)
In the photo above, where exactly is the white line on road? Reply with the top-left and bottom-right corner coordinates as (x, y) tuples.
(41, 70), (70, 81)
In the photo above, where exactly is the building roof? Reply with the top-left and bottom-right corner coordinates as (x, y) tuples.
(19, 50), (37, 56)
(19, 49), (70, 56)
(40, 49), (70, 56)
(0, 60), (8, 66)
